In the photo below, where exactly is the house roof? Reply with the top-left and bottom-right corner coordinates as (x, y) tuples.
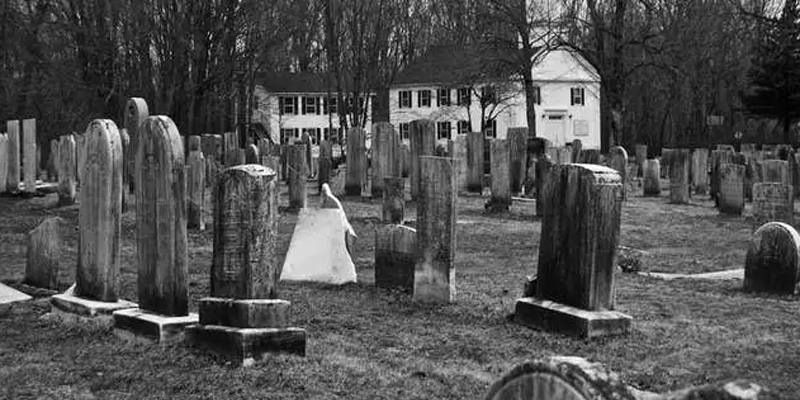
(260, 71), (354, 94)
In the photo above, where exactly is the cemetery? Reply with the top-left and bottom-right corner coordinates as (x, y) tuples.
(0, 97), (795, 398)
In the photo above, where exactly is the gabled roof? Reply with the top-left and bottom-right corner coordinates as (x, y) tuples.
(260, 71), (358, 94)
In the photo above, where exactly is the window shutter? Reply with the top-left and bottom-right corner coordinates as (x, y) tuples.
(581, 88), (585, 105)
(570, 89), (575, 106)
(294, 97), (299, 115)
(398, 92), (402, 108)
(279, 97), (284, 115)
(417, 91), (421, 107)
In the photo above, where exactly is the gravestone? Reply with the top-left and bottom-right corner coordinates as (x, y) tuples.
(413, 156), (457, 303)
(448, 134), (468, 193)
(187, 136), (206, 231)
(488, 139), (511, 212)
(288, 144), (307, 210)
(710, 149), (733, 200)
(375, 224), (417, 292)
(580, 149), (600, 164)
(557, 147), (573, 164)
(226, 148), (246, 166)
(245, 143), (259, 164)
(382, 176), (404, 224)
(409, 120), (436, 200)
(634, 144), (647, 177)
(744, 222), (800, 295)
(7, 120), (20, 193)
(534, 154), (553, 216)
(752, 183), (793, 229)
(515, 164), (631, 338)
(718, 163), (745, 215)
(345, 127), (366, 196)
(691, 148), (709, 195)
(669, 149), (690, 204)
(187, 164), (306, 365)
(113, 116), (197, 344)
(643, 159), (661, 196)
(223, 131), (239, 157)
(466, 131), (483, 192)
(25, 217), (64, 290)
(22, 119), (36, 194)
(608, 146), (628, 200)
(318, 139), (332, 191)
(201, 134), (222, 189)
(571, 139), (583, 163)
(46, 139), (57, 181)
(760, 159), (789, 185)
(372, 122), (401, 198)
(0, 134), (7, 193)
(401, 143), (410, 178)
(508, 128), (528, 194)
(56, 135), (77, 206)
(119, 129), (131, 210)
(75, 133), (87, 186)
(50, 120), (135, 325)
(124, 98), (149, 194)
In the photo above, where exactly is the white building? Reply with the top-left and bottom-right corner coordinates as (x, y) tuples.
(252, 72), (374, 146)
(389, 45), (601, 149)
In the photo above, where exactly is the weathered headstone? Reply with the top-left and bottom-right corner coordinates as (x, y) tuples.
(718, 163), (745, 215)
(372, 122), (401, 198)
(187, 136), (206, 231)
(113, 116), (197, 344)
(534, 154), (553, 216)
(400, 143), (411, 178)
(301, 131), (312, 172)
(634, 144), (647, 177)
(288, 144), (307, 210)
(0, 134), (8, 193)
(56, 135), (77, 206)
(382, 176), (405, 224)
(608, 146), (628, 200)
(691, 148), (709, 195)
(669, 149), (690, 204)
(7, 120), (20, 193)
(124, 98), (149, 194)
(791, 150), (800, 198)
(375, 224), (416, 291)
(119, 129), (131, 210)
(508, 128), (528, 193)
(345, 127), (366, 196)
(448, 134), (468, 193)
(710, 149), (733, 200)
(25, 217), (64, 290)
(643, 159), (661, 196)
(488, 139), (511, 212)
(317, 139), (332, 191)
(245, 143), (260, 164)
(515, 164), (631, 338)
(752, 183), (793, 229)
(413, 156), (456, 303)
(21, 119), (36, 194)
(760, 159), (790, 185)
(744, 222), (800, 295)
(409, 120), (436, 200)
(571, 139), (583, 163)
(75, 133), (86, 186)
(188, 164), (306, 365)
(466, 131), (484, 193)
(46, 138), (57, 181)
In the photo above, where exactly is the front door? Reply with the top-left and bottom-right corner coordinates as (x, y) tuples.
(544, 114), (567, 147)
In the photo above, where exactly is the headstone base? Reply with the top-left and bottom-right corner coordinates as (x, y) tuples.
(199, 298), (289, 328)
(514, 297), (631, 339)
(112, 308), (199, 345)
(186, 325), (306, 366)
(49, 293), (136, 327)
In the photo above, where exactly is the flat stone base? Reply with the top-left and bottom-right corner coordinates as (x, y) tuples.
(199, 298), (289, 328)
(49, 293), (137, 327)
(514, 297), (632, 339)
(113, 308), (198, 345)
(186, 324), (306, 366)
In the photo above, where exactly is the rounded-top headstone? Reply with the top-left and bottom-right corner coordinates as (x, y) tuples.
(125, 98), (149, 133)
(744, 222), (800, 295)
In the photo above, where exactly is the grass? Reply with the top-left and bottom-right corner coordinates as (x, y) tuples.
(0, 182), (797, 399)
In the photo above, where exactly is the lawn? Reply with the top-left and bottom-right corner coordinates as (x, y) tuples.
(0, 181), (797, 399)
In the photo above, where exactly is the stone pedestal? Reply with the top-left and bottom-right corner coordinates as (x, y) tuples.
(51, 292), (136, 327)
(514, 298), (632, 339)
(113, 308), (198, 345)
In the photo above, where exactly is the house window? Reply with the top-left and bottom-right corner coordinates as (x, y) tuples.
(326, 97), (338, 114)
(418, 90), (431, 107)
(457, 120), (470, 134)
(280, 97), (297, 115)
(280, 128), (297, 144)
(399, 122), (410, 140)
(457, 87), (471, 106)
(483, 119), (497, 138)
(399, 91), (412, 108)
(570, 87), (585, 106)
(532, 86), (541, 105)
(437, 121), (452, 140)
(437, 88), (451, 106)
(303, 97), (318, 114)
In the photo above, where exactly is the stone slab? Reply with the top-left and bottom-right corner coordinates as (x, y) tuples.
(186, 324), (306, 366)
(113, 308), (198, 345)
(514, 297), (631, 339)
(199, 298), (289, 329)
(49, 292), (136, 326)
(638, 269), (744, 281)
(0, 282), (32, 313)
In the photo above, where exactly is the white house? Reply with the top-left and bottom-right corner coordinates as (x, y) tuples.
(252, 72), (374, 146)
(389, 45), (601, 149)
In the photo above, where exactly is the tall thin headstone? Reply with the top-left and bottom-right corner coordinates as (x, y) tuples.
(245, 143), (260, 164)
(345, 127), (366, 196)
(448, 134), (468, 193)
(119, 129), (131, 210)
(317, 140), (332, 191)
(187, 136), (206, 231)
(288, 144), (307, 210)
(507, 128), (528, 193)
(744, 222), (800, 295)
(643, 159), (661, 196)
(752, 183), (793, 229)
(7, 120), (20, 193)
(515, 164), (631, 338)
(372, 122), (401, 198)
(382, 176), (404, 224)
(634, 144), (647, 177)
(609, 146), (628, 200)
(0, 134), (7, 193)
(691, 149), (709, 195)
(124, 98), (149, 194)
(466, 131), (484, 193)
(56, 135), (77, 206)
(710, 149), (733, 200)
(488, 139), (511, 212)
(375, 224), (416, 291)
(114, 116), (197, 343)
(188, 165), (306, 364)
(409, 120), (436, 200)
(413, 156), (456, 303)
(669, 149), (690, 204)
(21, 119), (36, 194)
(718, 163), (745, 215)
